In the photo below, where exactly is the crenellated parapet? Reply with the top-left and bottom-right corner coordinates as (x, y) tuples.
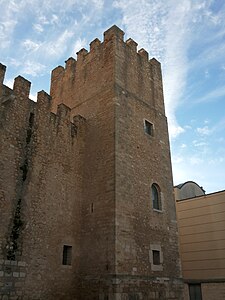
(50, 25), (165, 116)
(0, 65), (85, 142)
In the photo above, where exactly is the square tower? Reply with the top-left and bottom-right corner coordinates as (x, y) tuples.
(49, 25), (183, 299)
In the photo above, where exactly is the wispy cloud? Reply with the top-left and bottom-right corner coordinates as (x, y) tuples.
(195, 86), (225, 104)
(4, 78), (14, 89)
(196, 126), (212, 136)
(32, 23), (44, 33)
(45, 29), (75, 58)
(21, 61), (46, 77)
(22, 39), (41, 52)
(72, 38), (87, 55)
(192, 140), (208, 147)
(0, 18), (17, 48)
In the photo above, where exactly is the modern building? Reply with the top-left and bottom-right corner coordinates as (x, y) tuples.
(175, 182), (225, 300)
(0, 26), (184, 299)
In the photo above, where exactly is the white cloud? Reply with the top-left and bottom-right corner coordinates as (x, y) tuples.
(30, 93), (37, 101)
(196, 126), (212, 136)
(45, 29), (75, 57)
(181, 143), (187, 148)
(192, 140), (208, 147)
(92, 0), (104, 9)
(32, 23), (44, 33)
(195, 86), (225, 103)
(21, 61), (46, 77)
(4, 79), (14, 89)
(22, 29), (76, 61)
(72, 38), (87, 55)
(22, 39), (41, 52)
(9, 58), (22, 67)
(168, 118), (185, 138)
(0, 20), (17, 48)
(32, 13), (60, 33)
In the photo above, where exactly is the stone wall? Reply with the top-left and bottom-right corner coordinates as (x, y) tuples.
(0, 73), (85, 298)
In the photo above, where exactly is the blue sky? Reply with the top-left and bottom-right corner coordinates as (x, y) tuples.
(1, 0), (225, 193)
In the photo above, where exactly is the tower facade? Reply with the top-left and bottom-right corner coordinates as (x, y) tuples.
(0, 26), (183, 299)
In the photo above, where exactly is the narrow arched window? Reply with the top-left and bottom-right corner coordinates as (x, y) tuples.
(151, 184), (161, 211)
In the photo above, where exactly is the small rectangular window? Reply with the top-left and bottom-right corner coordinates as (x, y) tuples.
(150, 245), (163, 271)
(62, 245), (72, 265)
(152, 250), (160, 265)
(91, 203), (94, 213)
(144, 120), (153, 136)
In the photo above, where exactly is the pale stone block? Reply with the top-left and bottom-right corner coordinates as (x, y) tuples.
(19, 272), (26, 277)
(18, 261), (26, 267)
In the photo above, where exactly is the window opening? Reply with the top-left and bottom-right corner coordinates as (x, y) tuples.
(151, 184), (161, 211)
(152, 250), (160, 265)
(189, 284), (202, 300)
(62, 245), (72, 265)
(91, 203), (94, 213)
(144, 120), (153, 136)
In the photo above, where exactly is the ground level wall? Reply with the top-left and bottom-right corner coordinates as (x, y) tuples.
(78, 275), (184, 300)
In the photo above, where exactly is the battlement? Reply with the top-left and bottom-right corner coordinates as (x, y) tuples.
(50, 25), (157, 75)
(49, 25), (165, 115)
(0, 65), (85, 140)
(0, 65), (31, 102)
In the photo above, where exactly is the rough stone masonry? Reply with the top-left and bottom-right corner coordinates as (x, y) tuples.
(0, 25), (184, 299)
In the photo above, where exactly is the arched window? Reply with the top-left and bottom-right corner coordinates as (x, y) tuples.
(151, 183), (161, 211)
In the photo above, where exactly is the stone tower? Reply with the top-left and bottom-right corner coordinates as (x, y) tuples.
(0, 26), (183, 299)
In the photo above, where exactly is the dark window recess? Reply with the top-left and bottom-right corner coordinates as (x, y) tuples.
(152, 250), (160, 265)
(62, 245), (72, 265)
(91, 203), (94, 213)
(151, 184), (161, 211)
(189, 284), (202, 300)
(144, 120), (153, 136)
